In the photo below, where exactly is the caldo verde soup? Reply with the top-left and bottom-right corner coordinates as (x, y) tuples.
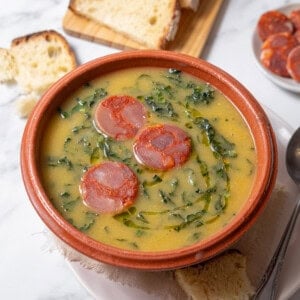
(41, 68), (256, 251)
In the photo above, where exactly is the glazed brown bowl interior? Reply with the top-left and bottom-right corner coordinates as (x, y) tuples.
(21, 50), (277, 270)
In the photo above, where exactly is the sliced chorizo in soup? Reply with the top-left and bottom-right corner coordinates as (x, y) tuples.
(94, 95), (147, 140)
(80, 161), (139, 214)
(133, 124), (191, 171)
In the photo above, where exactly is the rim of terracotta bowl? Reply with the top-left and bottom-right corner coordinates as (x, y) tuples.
(21, 50), (277, 270)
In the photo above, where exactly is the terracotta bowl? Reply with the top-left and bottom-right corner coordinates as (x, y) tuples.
(21, 50), (277, 270)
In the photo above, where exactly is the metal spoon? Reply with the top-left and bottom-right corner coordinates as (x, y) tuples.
(254, 127), (300, 299)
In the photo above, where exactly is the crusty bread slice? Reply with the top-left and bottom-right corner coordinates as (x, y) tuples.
(179, 0), (199, 11)
(0, 30), (77, 117)
(11, 30), (77, 94)
(175, 250), (255, 300)
(0, 48), (17, 83)
(69, 0), (181, 49)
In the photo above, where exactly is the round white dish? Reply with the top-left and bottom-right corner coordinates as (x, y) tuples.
(252, 3), (300, 93)
(67, 106), (299, 300)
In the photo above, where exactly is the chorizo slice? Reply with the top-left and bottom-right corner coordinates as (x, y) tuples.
(133, 124), (191, 171)
(287, 45), (300, 82)
(94, 95), (147, 141)
(290, 9), (300, 30)
(260, 32), (299, 77)
(257, 10), (294, 41)
(80, 162), (138, 214)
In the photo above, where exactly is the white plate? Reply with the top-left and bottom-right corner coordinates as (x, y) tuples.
(67, 107), (299, 300)
(252, 3), (300, 93)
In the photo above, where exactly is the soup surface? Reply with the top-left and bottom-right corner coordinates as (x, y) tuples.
(41, 67), (256, 251)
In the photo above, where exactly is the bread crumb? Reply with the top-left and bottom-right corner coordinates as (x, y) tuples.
(15, 93), (40, 118)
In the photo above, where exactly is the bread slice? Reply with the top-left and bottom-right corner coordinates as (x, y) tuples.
(0, 30), (77, 117)
(69, 0), (181, 49)
(11, 30), (77, 94)
(0, 48), (17, 83)
(179, 0), (199, 11)
(175, 250), (255, 300)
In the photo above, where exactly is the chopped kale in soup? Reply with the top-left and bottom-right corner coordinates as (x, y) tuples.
(41, 68), (256, 251)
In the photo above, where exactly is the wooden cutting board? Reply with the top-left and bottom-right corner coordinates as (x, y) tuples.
(63, 0), (224, 57)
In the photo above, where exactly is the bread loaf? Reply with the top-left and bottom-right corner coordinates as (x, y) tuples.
(69, 0), (181, 49)
(175, 251), (255, 300)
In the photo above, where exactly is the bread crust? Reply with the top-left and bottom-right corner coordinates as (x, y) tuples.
(179, 0), (199, 11)
(160, 0), (181, 48)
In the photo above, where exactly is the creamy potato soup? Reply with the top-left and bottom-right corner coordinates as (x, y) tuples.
(41, 68), (256, 251)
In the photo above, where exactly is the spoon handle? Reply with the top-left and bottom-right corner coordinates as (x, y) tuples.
(254, 195), (300, 299)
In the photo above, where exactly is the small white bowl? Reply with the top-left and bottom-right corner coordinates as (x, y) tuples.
(252, 3), (300, 93)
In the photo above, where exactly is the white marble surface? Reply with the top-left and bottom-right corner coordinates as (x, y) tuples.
(0, 0), (299, 299)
